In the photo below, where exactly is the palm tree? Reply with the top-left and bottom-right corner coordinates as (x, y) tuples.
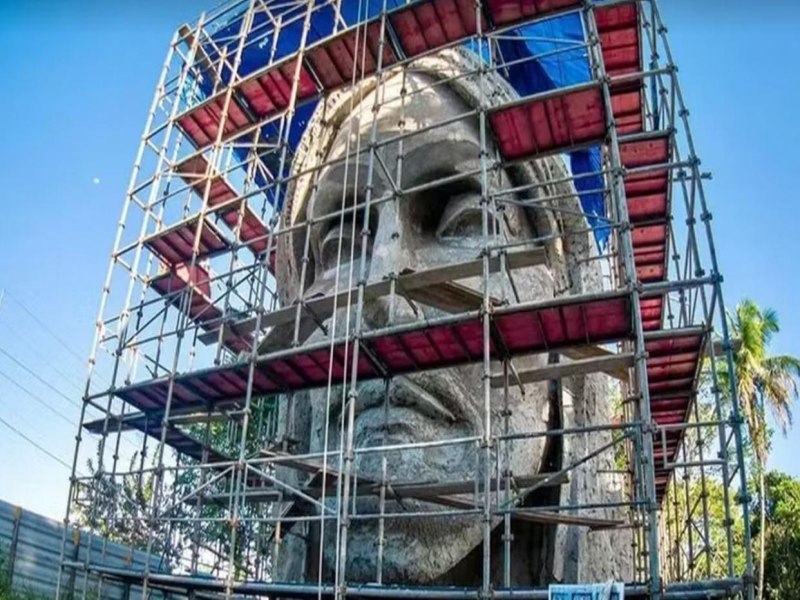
(724, 299), (800, 600)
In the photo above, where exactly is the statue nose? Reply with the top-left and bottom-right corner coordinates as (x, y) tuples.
(361, 293), (422, 332)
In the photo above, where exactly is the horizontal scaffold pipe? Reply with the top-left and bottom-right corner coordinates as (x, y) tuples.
(70, 563), (745, 599)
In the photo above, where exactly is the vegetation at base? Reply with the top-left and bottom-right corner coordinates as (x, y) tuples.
(0, 548), (47, 600)
(72, 397), (277, 575)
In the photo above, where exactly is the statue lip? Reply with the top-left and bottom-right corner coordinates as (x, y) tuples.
(327, 372), (470, 428)
(349, 375), (472, 453)
(388, 376), (457, 423)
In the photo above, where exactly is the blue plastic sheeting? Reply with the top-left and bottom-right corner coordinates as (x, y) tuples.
(196, 2), (608, 241)
(494, 13), (608, 245)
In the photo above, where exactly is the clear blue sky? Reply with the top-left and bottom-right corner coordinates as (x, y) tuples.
(0, 2), (798, 520)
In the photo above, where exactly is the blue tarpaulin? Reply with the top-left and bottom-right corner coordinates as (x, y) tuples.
(198, 1), (608, 242)
(493, 13), (608, 245)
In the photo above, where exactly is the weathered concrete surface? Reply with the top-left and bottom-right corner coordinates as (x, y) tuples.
(273, 49), (632, 587)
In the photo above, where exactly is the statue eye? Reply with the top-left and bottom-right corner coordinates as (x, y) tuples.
(436, 192), (496, 242)
(318, 206), (376, 274)
(320, 213), (361, 272)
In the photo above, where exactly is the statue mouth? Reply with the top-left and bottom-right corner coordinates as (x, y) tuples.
(330, 373), (474, 448)
(319, 373), (480, 497)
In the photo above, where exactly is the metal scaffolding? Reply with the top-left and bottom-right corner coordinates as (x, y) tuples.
(56, 1), (754, 598)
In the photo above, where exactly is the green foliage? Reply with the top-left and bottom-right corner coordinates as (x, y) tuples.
(664, 475), (747, 580)
(725, 300), (800, 466)
(0, 547), (47, 600)
(754, 471), (800, 600)
(72, 397), (279, 575)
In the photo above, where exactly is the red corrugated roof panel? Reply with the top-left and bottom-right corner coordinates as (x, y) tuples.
(595, 2), (640, 79)
(144, 218), (231, 267)
(239, 60), (317, 119)
(490, 85), (607, 160)
(151, 262), (222, 326)
(391, 0), (484, 58)
(115, 292), (633, 413)
(487, 0), (582, 26)
(176, 95), (252, 150)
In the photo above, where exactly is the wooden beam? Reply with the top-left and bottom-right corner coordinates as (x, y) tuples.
(177, 24), (214, 77)
(197, 246), (545, 348)
(423, 493), (622, 529)
(304, 471), (569, 499)
(491, 352), (634, 388)
(402, 280), (489, 313)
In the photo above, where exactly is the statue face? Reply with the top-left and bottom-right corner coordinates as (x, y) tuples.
(288, 71), (558, 584)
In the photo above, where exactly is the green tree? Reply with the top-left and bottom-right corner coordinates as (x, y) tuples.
(721, 300), (800, 600)
(664, 476), (746, 581)
(752, 471), (800, 599)
(73, 397), (279, 575)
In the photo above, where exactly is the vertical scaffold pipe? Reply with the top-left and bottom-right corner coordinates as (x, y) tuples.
(649, 3), (754, 597)
(473, 0), (495, 595)
(335, 3), (391, 597)
(583, 5), (662, 598)
(54, 24), (183, 600)
(137, 6), (251, 596)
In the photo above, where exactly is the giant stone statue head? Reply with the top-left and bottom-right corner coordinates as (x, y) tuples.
(273, 49), (631, 587)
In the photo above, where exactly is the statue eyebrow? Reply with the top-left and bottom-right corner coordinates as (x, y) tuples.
(401, 139), (483, 191)
(308, 161), (373, 227)
(306, 138), (484, 239)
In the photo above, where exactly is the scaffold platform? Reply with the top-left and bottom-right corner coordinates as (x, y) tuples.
(62, 0), (754, 598)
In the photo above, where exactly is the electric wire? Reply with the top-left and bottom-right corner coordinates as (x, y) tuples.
(0, 410), (72, 471)
(0, 367), (77, 427)
(0, 287), (115, 387)
(0, 344), (82, 410)
(0, 315), (85, 395)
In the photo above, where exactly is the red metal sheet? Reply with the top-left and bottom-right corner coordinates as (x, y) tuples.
(640, 297), (663, 331)
(391, 0), (483, 58)
(621, 134), (670, 224)
(646, 333), (703, 357)
(650, 396), (690, 414)
(648, 359), (699, 383)
(595, 2), (640, 78)
(631, 223), (666, 248)
(620, 135), (669, 169)
(239, 60), (317, 119)
(150, 262), (223, 327)
(610, 87), (643, 135)
(175, 154), (273, 265)
(652, 411), (689, 427)
(634, 247), (665, 266)
(115, 293), (633, 413)
(176, 95), (252, 150)
(145, 219), (230, 267)
(627, 194), (667, 223)
(176, 155), (238, 206)
(487, 0), (581, 26)
(490, 86), (607, 161)
(306, 24), (400, 91)
(640, 328), (705, 493)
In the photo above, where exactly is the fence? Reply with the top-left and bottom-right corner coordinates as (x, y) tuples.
(0, 499), (166, 599)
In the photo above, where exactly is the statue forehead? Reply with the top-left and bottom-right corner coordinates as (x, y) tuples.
(325, 70), (482, 166)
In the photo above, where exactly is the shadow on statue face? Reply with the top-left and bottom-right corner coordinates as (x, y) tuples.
(285, 70), (559, 584)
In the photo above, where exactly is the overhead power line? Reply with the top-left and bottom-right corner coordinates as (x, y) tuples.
(0, 316), (84, 395)
(3, 289), (88, 367)
(0, 367), (78, 427)
(0, 344), (82, 410)
(0, 411), (72, 471)
(0, 287), (113, 387)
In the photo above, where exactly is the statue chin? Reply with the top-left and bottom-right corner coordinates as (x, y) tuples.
(321, 510), (485, 584)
